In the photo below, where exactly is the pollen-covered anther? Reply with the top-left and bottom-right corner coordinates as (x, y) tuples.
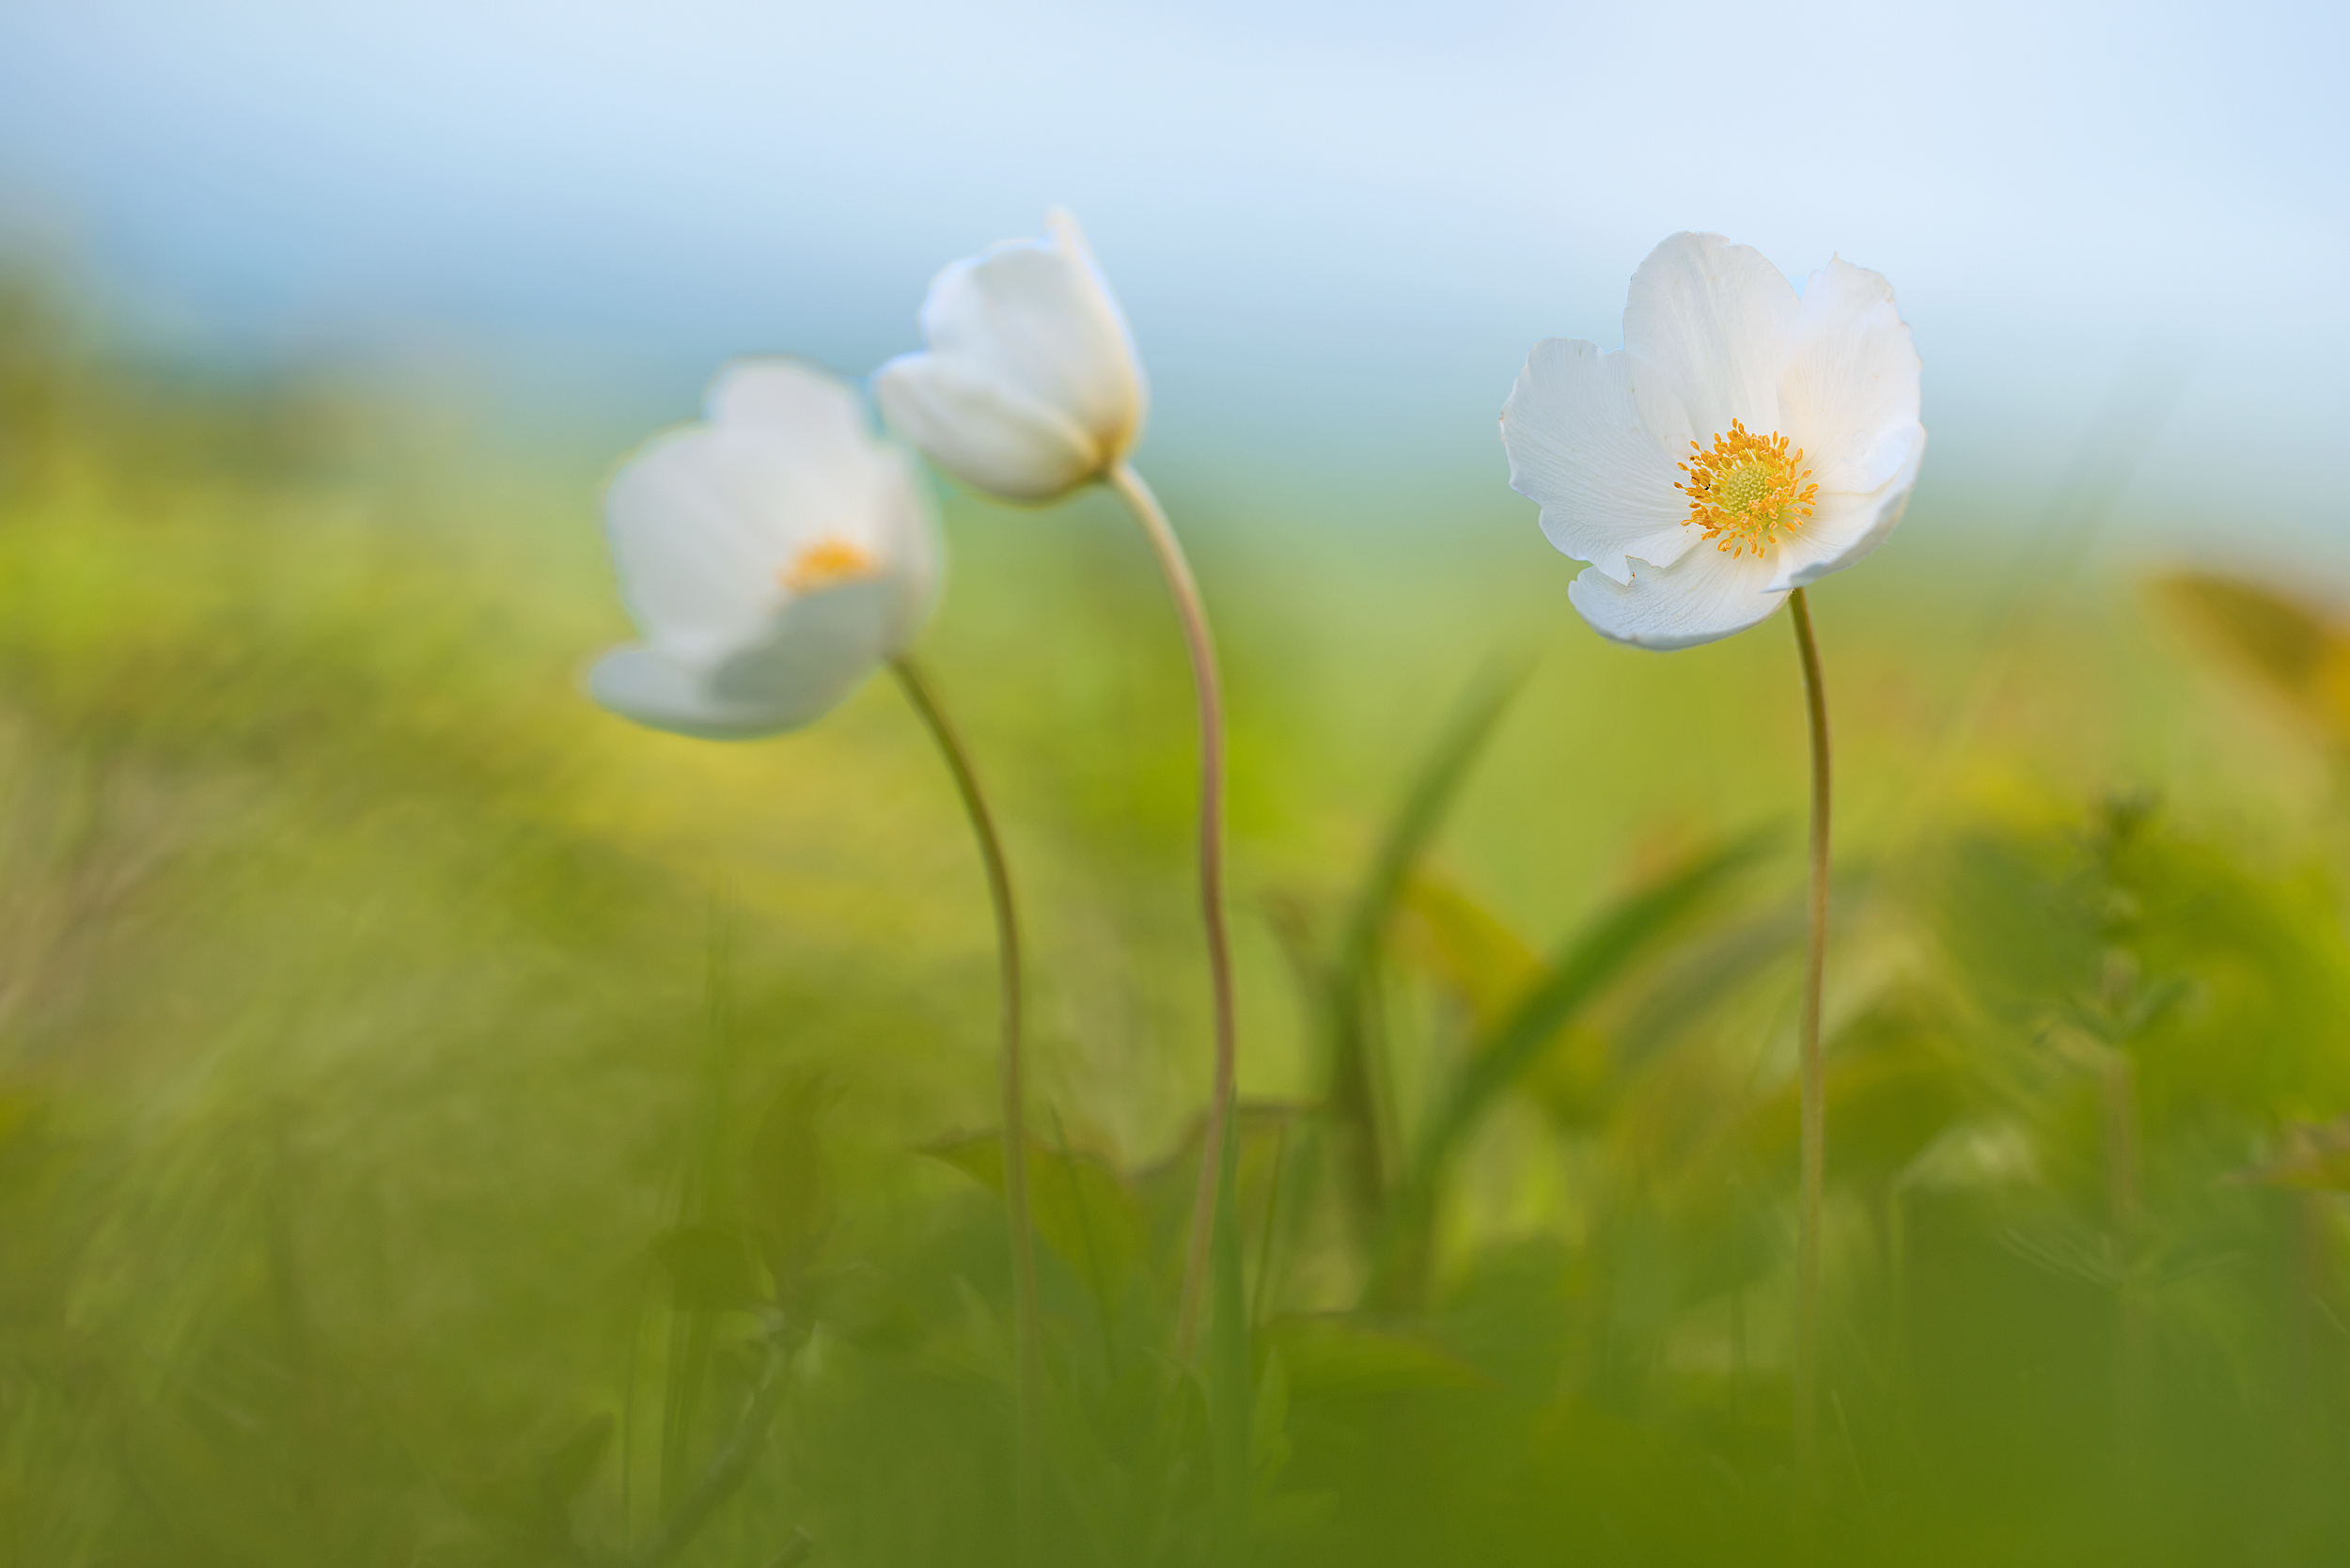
(779, 536), (880, 594)
(1673, 419), (1820, 557)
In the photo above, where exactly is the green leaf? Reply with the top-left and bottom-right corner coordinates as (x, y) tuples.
(745, 1072), (833, 1309)
(1335, 654), (1536, 983)
(1324, 653), (1534, 1229)
(1513, 1021), (1615, 1131)
(535, 1411), (614, 1515)
(925, 1132), (1148, 1305)
(2153, 569), (2341, 728)
(1419, 829), (1776, 1184)
(1251, 1347), (1292, 1496)
(1261, 1315), (1484, 1398)
(1390, 868), (1543, 1034)
(654, 1224), (765, 1312)
(1367, 831), (1771, 1307)
(1741, 996), (1973, 1188)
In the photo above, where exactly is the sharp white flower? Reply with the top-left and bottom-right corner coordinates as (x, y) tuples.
(1501, 232), (1925, 650)
(589, 359), (940, 740)
(873, 209), (1148, 504)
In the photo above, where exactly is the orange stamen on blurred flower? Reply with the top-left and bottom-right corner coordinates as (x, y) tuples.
(779, 536), (879, 593)
(1674, 421), (1819, 557)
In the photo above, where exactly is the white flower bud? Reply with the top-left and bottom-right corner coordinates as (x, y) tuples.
(875, 209), (1148, 504)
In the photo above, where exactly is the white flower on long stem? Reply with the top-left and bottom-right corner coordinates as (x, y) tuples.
(589, 353), (1043, 1541)
(873, 208), (1147, 505)
(590, 359), (940, 739)
(1501, 231), (1924, 650)
(1503, 230), (1924, 1484)
(881, 211), (1235, 1361)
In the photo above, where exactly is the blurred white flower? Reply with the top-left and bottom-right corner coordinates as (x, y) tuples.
(873, 209), (1147, 503)
(1502, 232), (1924, 650)
(590, 359), (940, 739)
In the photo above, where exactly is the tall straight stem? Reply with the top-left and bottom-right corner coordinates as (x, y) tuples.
(1107, 462), (1236, 1361)
(1788, 587), (1832, 1494)
(889, 656), (1042, 1559)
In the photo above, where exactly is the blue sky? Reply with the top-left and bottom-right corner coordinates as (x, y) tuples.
(1, 0), (2342, 541)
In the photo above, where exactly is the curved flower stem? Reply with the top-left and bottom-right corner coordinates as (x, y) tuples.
(1105, 462), (1236, 1362)
(888, 655), (1042, 1560)
(1788, 588), (1832, 1495)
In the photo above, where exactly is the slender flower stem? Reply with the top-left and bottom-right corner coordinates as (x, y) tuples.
(1788, 588), (1832, 1494)
(888, 655), (1042, 1560)
(1106, 461), (1236, 1361)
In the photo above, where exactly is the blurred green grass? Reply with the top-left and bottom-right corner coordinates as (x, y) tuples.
(4, 276), (2350, 1565)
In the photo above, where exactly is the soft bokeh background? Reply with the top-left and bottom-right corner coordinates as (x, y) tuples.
(4, 0), (2345, 534)
(3, 4), (2349, 1564)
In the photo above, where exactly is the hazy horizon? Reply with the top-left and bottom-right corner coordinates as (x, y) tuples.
(3, 0), (2341, 545)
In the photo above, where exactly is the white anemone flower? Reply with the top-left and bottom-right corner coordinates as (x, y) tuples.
(879, 211), (1242, 1355)
(1501, 232), (1925, 650)
(873, 209), (1147, 504)
(590, 359), (940, 740)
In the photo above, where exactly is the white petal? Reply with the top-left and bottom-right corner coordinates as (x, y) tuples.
(872, 351), (1101, 503)
(1778, 257), (1922, 492)
(872, 446), (946, 648)
(605, 424), (789, 666)
(589, 574), (901, 740)
(1043, 208), (1150, 447)
(1622, 232), (1800, 443)
(700, 360), (907, 564)
(1502, 337), (1698, 585)
(1768, 424), (1926, 591)
(1566, 536), (1787, 651)
(708, 574), (901, 715)
(887, 209), (1147, 503)
(929, 211), (1145, 450)
(604, 356), (936, 672)
(587, 647), (814, 741)
(706, 358), (859, 442)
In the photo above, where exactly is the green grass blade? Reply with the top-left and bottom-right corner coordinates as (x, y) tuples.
(1420, 830), (1775, 1170)
(657, 901), (742, 1520)
(1365, 831), (1775, 1305)
(1324, 651), (1535, 1231)
(1335, 651), (1538, 976)
(1208, 1090), (1252, 1565)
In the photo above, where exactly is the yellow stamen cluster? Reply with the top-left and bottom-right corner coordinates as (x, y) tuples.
(779, 536), (880, 594)
(1674, 420), (1819, 557)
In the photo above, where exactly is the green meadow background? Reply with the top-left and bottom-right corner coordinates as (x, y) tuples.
(4, 273), (2349, 1566)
